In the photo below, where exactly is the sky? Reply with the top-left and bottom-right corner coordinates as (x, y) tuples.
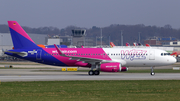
(0, 0), (180, 29)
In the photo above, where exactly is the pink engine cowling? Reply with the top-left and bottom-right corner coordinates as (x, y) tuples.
(100, 63), (128, 72)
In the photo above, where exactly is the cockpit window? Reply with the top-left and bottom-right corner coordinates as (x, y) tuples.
(164, 53), (169, 56)
(161, 53), (170, 56)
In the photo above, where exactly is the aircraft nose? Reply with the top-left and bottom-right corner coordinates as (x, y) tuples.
(167, 57), (177, 65)
(171, 57), (177, 64)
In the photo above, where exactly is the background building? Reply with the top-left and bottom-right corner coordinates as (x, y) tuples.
(144, 37), (177, 46)
(0, 33), (47, 56)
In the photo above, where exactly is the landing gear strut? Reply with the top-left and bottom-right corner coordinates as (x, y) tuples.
(150, 66), (155, 76)
(88, 64), (100, 75)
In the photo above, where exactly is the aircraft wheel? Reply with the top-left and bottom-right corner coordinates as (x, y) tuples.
(94, 70), (100, 75)
(88, 70), (94, 75)
(150, 72), (155, 76)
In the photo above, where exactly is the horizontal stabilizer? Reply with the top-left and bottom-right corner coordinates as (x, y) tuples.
(4, 51), (27, 57)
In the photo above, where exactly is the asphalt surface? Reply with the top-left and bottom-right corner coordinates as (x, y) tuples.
(0, 68), (180, 82)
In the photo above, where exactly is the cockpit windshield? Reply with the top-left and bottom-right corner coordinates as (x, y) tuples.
(161, 53), (170, 56)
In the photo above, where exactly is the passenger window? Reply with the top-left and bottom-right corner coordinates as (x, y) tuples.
(161, 53), (163, 56)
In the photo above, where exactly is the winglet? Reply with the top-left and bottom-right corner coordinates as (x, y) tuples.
(54, 44), (66, 56)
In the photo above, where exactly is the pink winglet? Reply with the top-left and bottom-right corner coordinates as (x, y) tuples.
(54, 44), (63, 55)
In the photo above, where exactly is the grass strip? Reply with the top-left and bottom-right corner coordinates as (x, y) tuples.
(0, 80), (180, 101)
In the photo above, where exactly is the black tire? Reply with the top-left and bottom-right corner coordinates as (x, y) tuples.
(150, 72), (155, 76)
(94, 70), (100, 75)
(88, 70), (94, 75)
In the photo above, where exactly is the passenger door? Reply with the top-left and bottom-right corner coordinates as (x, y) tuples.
(149, 50), (155, 60)
(36, 49), (42, 60)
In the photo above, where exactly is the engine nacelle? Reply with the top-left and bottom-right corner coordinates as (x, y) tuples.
(100, 63), (128, 72)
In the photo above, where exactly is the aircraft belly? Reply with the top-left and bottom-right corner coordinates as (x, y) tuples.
(125, 59), (151, 67)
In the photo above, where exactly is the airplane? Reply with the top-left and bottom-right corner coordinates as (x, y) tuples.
(145, 44), (150, 47)
(133, 42), (137, 46)
(125, 43), (130, 46)
(134, 42), (143, 46)
(110, 42), (150, 48)
(110, 42), (115, 48)
(4, 21), (177, 76)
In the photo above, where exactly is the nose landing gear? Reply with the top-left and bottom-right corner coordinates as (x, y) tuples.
(150, 66), (155, 76)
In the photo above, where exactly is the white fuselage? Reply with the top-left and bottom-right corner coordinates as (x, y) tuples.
(103, 48), (176, 67)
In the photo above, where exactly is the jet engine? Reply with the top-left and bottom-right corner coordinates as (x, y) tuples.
(99, 63), (128, 72)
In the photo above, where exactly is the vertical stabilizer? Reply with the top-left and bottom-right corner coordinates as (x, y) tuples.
(8, 21), (38, 49)
(125, 43), (130, 46)
(110, 42), (115, 48)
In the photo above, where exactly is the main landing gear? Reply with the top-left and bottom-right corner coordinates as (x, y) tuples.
(88, 70), (100, 75)
(88, 64), (100, 75)
(150, 66), (155, 76)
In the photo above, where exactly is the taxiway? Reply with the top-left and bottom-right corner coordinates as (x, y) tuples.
(0, 69), (180, 82)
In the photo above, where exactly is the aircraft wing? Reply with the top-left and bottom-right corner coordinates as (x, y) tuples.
(69, 56), (114, 64)
(54, 44), (113, 64)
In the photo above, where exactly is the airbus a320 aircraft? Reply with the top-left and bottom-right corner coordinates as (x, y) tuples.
(5, 21), (176, 76)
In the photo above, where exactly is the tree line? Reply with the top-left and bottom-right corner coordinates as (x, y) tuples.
(0, 24), (180, 46)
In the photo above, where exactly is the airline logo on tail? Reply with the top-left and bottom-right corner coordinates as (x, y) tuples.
(125, 43), (130, 46)
(146, 44), (150, 47)
(110, 42), (115, 48)
(133, 42), (137, 46)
